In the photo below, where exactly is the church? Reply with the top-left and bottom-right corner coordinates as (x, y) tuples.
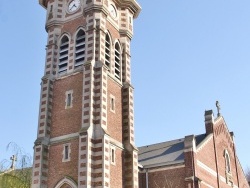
(31, 0), (249, 187)
(138, 108), (249, 188)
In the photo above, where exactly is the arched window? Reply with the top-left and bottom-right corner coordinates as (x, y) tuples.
(105, 34), (111, 68)
(224, 150), (231, 173)
(114, 42), (121, 80)
(75, 30), (85, 68)
(59, 36), (69, 74)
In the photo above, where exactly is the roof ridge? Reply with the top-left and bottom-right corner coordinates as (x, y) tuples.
(139, 137), (184, 148)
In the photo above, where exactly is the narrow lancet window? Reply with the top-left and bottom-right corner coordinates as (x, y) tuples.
(59, 36), (69, 74)
(105, 34), (111, 68)
(114, 42), (121, 79)
(225, 151), (231, 173)
(62, 144), (71, 162)
(75, 30), (85, 68)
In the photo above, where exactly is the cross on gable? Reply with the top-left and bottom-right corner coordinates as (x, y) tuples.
(216, 101), (221, 117)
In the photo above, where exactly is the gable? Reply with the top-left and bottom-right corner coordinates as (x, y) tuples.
(213, 117), (238, 185)
(214, 117), (234, 149)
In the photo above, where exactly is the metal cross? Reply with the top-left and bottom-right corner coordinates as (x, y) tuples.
(10, 155), (17, 170)
(216, 101), (221, 117)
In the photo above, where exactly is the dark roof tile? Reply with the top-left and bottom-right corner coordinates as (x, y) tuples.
(138, 134), (206, 168)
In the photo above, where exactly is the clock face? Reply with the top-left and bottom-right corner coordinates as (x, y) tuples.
(68, 0), (81, 13)
(109, 4), (117, 18)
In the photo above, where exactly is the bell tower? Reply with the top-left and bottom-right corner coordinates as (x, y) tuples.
(32, 0), (141, 187)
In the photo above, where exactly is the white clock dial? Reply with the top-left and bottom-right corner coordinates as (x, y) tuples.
(109, 4), (117, 18)
(68, 0), (80, 12)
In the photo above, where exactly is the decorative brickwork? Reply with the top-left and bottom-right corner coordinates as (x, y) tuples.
(33, 1), (249, 188)
(138, 111), (249, 188)
(33, 0), (141, 187)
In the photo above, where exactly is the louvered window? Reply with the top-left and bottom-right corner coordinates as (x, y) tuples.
(114, 43), (121, 79)
(75, 30), (85, 68)
(59, 36), (69, 74)
(105, 34), (111, 68)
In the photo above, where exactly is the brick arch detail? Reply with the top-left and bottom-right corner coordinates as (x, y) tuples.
(54, 177), (77, 188)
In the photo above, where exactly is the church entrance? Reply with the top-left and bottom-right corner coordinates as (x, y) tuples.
(59, 183), (72, 188)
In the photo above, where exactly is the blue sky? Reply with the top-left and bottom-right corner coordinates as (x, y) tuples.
(0, 0), (249, 172)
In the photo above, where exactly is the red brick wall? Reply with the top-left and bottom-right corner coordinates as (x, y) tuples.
(51, 73), (83, 138)
(197, 166), (218, 188)
(196, 137), (218, 187)
(61, 16), (86, 35)
(216, 136), (237, 184)
(237, 159), (250, 188)
(139, 167), (186, 188)
(184, 151), (196, 178)
(195, 118), (249, 187)
(106, 22), (120, 41)
(47, 138), (79, 187)
(110, 149), (123, 188)
(107, 78), (123, 143)
(196, 137), (217, 172)
(139, 172), (146, 188)
(214, 120), (239, 186)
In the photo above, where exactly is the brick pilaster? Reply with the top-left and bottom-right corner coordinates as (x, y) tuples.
(32, 29), (56, 187)
(78, 133), (92, 187)
(184, 135), (197, 188)
(122, 83), (138, 188)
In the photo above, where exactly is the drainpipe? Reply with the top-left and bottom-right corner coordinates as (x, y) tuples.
(146, 169), (149, 188)
(191, 147), (196, 188)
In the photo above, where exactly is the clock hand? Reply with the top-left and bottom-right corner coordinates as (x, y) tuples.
(70, 4), (76, 10)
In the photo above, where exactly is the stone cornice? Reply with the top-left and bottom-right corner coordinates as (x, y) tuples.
(39, 0), (141, 18)
(39, 0), (48, 9)
(114, 0), (141, 18)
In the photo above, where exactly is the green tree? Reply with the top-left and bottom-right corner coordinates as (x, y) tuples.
(0, 142), (32, 188)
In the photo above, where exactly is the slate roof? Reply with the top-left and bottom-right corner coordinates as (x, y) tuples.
(138, 134), (206, 168)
